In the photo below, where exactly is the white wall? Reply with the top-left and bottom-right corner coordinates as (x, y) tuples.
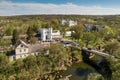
(65, 31), (72, 36)
(15, 44), (29, 55)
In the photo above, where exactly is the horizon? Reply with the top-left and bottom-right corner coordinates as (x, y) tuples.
(0, 0), (120, 16)
(1, 13), (120, 17)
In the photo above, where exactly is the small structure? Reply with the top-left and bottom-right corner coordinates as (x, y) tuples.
(61, 19), (77, 27)
(8, 40), (45, 61)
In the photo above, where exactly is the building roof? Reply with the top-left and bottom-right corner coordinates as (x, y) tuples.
(28, 44), (43, 53)
(15, 40), (29, 48)
(16, 40), (44, 53)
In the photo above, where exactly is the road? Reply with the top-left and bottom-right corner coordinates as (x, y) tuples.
(82, 48), (110, 57)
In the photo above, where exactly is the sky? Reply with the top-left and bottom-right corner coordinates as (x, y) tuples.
(0, 0), (120, 16)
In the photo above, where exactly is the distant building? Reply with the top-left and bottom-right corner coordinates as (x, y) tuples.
(38, 28), (62, 41)
(69, 20), (77, 27)
(84, 24), (104, 31)
(8, 40), (46, 61)
(61, 19), (67, 26)
(61, 19), (77, 27)
(84, 24), (93, 31)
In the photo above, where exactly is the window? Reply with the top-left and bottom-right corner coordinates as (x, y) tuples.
(24, 49), (26, 52)
(21, 45), (23, 47)
(20, 49), (22, 52)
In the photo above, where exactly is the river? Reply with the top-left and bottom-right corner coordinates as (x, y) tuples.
(60, 62), (98, 80)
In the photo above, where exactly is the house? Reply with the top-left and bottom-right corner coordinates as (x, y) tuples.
(61, 19), (77, 27)
(84, 24), (104, 31)
(84, 24), (93, 31)
(38, 28), (62, 41)
(8, 40), (45, 61)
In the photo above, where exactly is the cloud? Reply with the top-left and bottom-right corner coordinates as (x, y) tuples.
(0, 1), (120, 16)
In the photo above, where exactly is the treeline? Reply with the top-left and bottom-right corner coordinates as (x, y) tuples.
(1, 15), (120, 37)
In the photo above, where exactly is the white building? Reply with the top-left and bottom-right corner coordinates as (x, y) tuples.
(69, 20), (77, 27)
(38, 28), (62, 41)
(65, 31), (72, 36)
(61, 19), (77, 27)
(39, 28), (53, 41)
(61, 19), (67, 26)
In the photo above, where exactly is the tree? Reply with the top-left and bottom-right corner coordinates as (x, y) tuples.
(104, 39), (120, 56)
(26, 27), (34, 42)
(36, 56), (47, 75)
(23, 55), (37, 69)
(103, 26), (115, 40)
(60, 27), (66, 38)
(106, 57), (120, 80)
(49, 43), (70, 70)
(0, 38), (11, 47)
(0, 74), (7, 80)
(13, 59), (24, 73)
(5, 26), (14, 36)
(12, 29), (19, 45)
(29, 37), (37, 44)
(16, 69), (30, 80)
(0, 53), (9, 74)
(82, 32), (96, 47)
(32, 23), (40, 33)
(51, 19), (60, 30)
(71, 25), (84, 40)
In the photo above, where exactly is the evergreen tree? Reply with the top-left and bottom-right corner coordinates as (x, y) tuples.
(12, 29), (19, 45)
(26, 27), (34, 41)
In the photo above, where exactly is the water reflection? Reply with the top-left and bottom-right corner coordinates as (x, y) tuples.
(60, 62), (97, 80)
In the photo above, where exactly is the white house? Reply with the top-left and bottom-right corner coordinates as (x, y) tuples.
(9, 40), (43, 61)
(14, 40), (29, 59)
